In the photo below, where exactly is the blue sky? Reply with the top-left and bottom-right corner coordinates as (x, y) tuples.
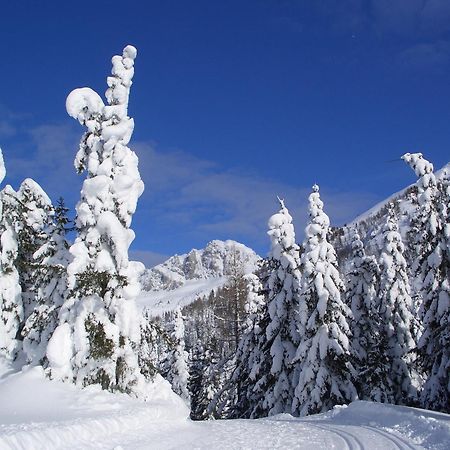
(1, 0), (450, 265)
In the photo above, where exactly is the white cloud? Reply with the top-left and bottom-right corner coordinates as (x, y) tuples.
(134, 142), (380, 247)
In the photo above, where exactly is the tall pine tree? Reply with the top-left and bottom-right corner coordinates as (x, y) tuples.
(378, 202), (417, 405)
(164, 307), (190, 402)
(403, 153), (449, 411)
(46, 46), (146, 395)
(0, 151), (23, 359)
(293, 184), (356, 416)
(346, 228), (393, 402)
(21, 198), (71, 365)
(260, 198), (302, 416)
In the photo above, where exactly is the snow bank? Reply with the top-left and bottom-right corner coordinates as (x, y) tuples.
(0, 360), (189, 450)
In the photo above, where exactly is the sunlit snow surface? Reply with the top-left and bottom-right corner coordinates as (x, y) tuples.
(136, 277), (227, 316)
(1, 358), (449, 449)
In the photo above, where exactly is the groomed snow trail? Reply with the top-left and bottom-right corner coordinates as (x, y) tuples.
(1, 363), (449, 450)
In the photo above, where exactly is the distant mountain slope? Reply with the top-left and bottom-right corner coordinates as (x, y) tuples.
(330, 161), (449, 268)
(140, 239), (260, 291)
(138, 240), (261, 315)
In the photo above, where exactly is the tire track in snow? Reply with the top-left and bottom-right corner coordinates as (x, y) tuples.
(361, 425), (422, 449)
(307, 423), (364, 450)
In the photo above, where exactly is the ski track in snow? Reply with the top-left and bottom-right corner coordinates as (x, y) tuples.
(306, 423), (365, 449)
(360, 425), (420, 450)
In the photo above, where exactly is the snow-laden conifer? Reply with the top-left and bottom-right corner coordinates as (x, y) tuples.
(346, 228), (393, 402)
(402, 153), (439, 276)
(0, 151), (23, 358)
(225, 269), (267, 418)
(418, 168), (449, 412)
(378, 203), (417, 405)
(21, 198), (71, 365)
(164, 307), (190, 402)
(402, 154), (449, 411)
(47, 46), (146, 395)
(293, 184), (356, 416)
(16, 180), (55, 322)
(259, 198), (302, 416)
(188, 342), (217, 420)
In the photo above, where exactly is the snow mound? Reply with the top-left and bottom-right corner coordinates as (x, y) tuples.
(0, 360), (189, 450)
(314, 401), (450, 450)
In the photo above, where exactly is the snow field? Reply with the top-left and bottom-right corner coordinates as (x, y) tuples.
(1, 359), (449, 449)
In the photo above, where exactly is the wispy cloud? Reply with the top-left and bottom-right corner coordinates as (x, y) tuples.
(5, 122), (81, 202)
(134, 142), (380, 248)
(397, 39), (450, 69)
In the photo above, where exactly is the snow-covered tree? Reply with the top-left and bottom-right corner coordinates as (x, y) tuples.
(222, 267), (268, 418)
(417, 168), (449, 412)
(378, 203), (417, 405)
(257, 198), (302, 416)
(46, 46), (146, 395)
(137, 309), (161, 381)
(21, 198), (71, 365)
(16, 180), (56, 324)
(164, 307), (190, 402)
(293, 184), (356, 416)
(402, 153), (439, 281)
(188, 342), (217, 420)
(0, 151), (23, 359)
(346, 228), (393, 402)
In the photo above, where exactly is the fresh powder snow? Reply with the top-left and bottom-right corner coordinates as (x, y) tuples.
(1, 357), (449, 449)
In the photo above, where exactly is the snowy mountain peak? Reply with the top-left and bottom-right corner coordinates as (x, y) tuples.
(140, 239), (261, 292)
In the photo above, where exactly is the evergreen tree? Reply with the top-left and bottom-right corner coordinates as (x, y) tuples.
(402, 153), (439, 282)
(221, 266), (268, 418)
(0, 151), (23, 359)
(260, 198), (302, 416)
(137, 309), (161, 381)
(188, 342), (216, 420)
(418, 168), (449, 412)
(293, 184), (356, 416)
(0, 177), (55, 360)
(46, 46), (146, 395)
(164, 307), (190, 402)
(21, 197), (71, 365)
(16, 179), (54, 319)
(378, 203), (417, 405)
(346, 228), (393, 402)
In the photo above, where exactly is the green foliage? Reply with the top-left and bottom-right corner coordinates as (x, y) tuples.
(85, 315), (114, 360)
(73, 270), (127, 299)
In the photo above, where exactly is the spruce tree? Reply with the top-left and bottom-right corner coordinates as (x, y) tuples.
(16, 180), (57, 328)
(47, 46), (146, 395)
(293, 184), (356, 416)
(0, 151), (23, 359)
(164, 307), (190, 402)
(346, 228), (393, 402)
(21, 198), (71, 365)
(418, 168), (449, 412)
(259, 198), (302, 416)
(224, 267), (267, 418)
(378, 203), (417, 405)
(188, 342), (217, 420)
